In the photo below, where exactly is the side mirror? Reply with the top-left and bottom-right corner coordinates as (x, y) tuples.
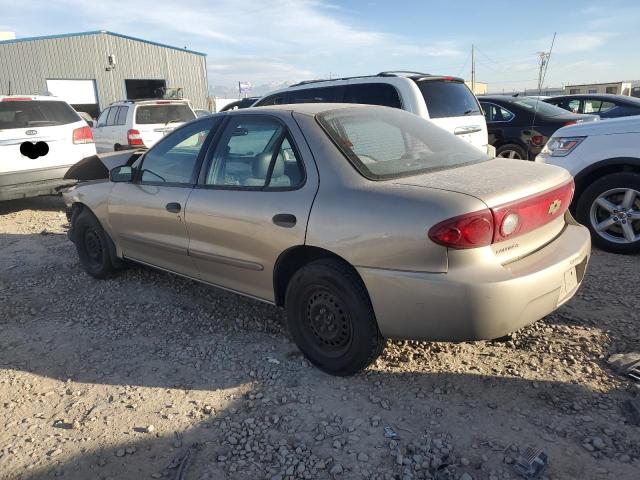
(110, 165), (133, 183)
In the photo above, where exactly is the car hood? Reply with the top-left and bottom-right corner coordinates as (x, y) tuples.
(64, 150), (143, 181)
(551, 114), (640, 137)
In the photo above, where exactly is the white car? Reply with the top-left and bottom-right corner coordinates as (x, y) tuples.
(0, 95), (96, 201)
(252, 71), (490, 153)
(92, 99), (196, 153)
(536, 115), (640, 253)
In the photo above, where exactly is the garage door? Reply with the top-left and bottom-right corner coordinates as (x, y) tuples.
(46, 79), (99, 119)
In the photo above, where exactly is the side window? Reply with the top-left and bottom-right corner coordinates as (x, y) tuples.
(567, 99), (581, 113)
(256, 93), (289, 106)
(344, 83), (402, 108)
(480, 103), (493, 121)
(106, 107), (118, 126)
(140, 118), (215, 184)
(288, 86), (344, 104)
(598, 101), (616, 113)
(96, 108), (110, 127)
(481, 103), (513, 122)
(583, 99), (602, 113)
(499, 106), (514, 121)
(115, 106), (128, 125)
(205, 116), (299, 189)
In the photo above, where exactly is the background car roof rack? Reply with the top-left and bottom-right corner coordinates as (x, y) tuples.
(377, 71), (431, 77)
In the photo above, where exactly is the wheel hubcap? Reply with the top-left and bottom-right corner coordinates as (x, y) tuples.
(498, 149), (522, 160)
(84, 228), (103, 262)
(590, 188), (640, 244)
(305, 289), (352, 356)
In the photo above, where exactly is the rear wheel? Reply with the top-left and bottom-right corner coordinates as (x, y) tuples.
(576, 172), (640, 254)
(496, 143), (527, 160)
(285, 259), (385, 376)
(73, 210), (118, 278)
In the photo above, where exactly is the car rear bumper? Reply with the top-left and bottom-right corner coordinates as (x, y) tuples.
(358, 217), (591, 341)
(0, 166), (76, 201)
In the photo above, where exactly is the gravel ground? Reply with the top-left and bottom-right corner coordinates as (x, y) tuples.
(1, 195), (639, 480)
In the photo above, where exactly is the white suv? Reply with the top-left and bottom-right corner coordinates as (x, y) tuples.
(92, 99), (197, 153)
(536, 115), (640, 254)
(253, 71), (489, 152)
(0, 95), (96, 201)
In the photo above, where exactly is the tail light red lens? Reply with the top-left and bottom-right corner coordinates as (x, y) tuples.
(530, 135), (545, 146)
(428, 209), (494, 249)
(429, 180), (575, 249)
(564, 120), (577, 126)
(127, 129), (144, 146)
(72, 126), (94, 144)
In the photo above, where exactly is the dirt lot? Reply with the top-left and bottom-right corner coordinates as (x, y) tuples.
(1, 195), (639, 480)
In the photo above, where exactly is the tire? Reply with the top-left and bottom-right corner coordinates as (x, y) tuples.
(285, 259), (385, 376)
(575, 172), (640, 254)
(73, 209), (118, 278)
(496, 143), (527, 160)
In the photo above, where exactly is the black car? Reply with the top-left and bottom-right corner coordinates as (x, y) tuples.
(219, 97), (260, 112)
(479, 96), (597, 160)
(544, 94), (640, 119)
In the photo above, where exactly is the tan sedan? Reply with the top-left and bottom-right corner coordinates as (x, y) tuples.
(63, 104), (591, 375)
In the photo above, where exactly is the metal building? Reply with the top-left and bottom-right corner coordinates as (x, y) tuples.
(0, 31), (208, 117)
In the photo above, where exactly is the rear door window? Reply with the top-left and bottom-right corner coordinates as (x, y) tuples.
(0, 100), (80, 129)
(115, 106), (129, 125)
(135, 104), (196, 124)
(255, 93), (289, 106)
(96, 108), (110, 127)
(344, 83), (402, 108)
(414, 80), (481, 118)
(106, 107), (118, 126)
(481, 103), (514, 122)
(288, 86), (345, 104)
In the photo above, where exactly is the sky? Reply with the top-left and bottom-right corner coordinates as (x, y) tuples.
(1, 0), (638, 95)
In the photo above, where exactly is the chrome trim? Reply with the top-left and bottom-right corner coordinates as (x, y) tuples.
(454, 125), (482, 135)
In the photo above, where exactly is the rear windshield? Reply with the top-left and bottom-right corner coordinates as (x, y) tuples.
(135, 104), (196, 124)
(511, 97), (574, 117)
(0, 100), (80, 129)
(317, 107), (489, 180)
(415, 80), (481, 119)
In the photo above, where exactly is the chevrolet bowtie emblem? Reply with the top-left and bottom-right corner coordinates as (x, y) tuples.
(548, 199), (562, 215)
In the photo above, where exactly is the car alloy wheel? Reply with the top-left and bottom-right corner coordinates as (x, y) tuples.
(589, 187), (640, 244)
(497, 149), (523, 159)
(303, 287), (353, 358)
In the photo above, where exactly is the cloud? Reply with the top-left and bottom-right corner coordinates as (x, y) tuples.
(552, 33), (614, 54)
(1, 0), (464, 86)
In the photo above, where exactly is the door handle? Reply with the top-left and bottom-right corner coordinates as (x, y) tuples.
(272, 213), (297, 228)
(166, 202), (181, 213)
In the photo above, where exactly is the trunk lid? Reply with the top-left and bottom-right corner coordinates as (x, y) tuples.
(394, 158), (574, 263)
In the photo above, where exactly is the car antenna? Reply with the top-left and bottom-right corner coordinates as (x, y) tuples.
(530, 32), (556, 151)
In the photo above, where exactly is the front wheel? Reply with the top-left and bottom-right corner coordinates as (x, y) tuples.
(73, 210), (118, 278)
(576, 172), (640, 254)
(285, 259), (385, 376)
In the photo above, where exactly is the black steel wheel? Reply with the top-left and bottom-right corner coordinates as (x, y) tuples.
(285, 259), (385, 376)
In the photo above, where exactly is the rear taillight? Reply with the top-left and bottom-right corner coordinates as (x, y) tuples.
(530, 135), (545, 146)
(127, 129), (144, 146)
(429, 180), (575, 249)
(428, 209), (494, 249)
(564, 120), (577, 126)
(72, 126), (94, 144)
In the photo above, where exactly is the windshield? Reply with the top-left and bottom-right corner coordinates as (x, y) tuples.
(0, 100), (80, 129)
(512, 97), (573, 117)
(317, 107), (489, 180)
(414, 79), (481, 118)
(135, 104), (196, 124)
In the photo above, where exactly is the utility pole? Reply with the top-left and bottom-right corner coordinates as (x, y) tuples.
(471, 44), (475, 94)
(536, 51), (550, 91)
